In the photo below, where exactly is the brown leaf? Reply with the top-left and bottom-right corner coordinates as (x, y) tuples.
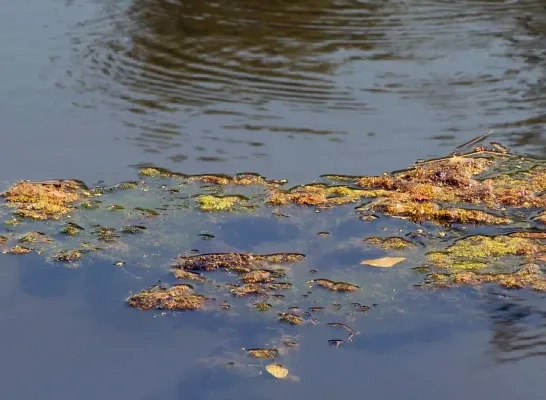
(360, 256), (406, 268)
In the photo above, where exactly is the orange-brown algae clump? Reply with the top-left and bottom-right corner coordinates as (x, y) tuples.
(2, 179), (88, 220)
(246, 348), (280, 359)
(231, 284), (269, 297)
(266, 184), (386, 207)
(352, 151), (546, 224)
(240, 270), (274, 284)
(127, 284), (208, 311)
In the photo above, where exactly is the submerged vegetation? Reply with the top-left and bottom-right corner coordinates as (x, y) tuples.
(5, 141), (546, 379)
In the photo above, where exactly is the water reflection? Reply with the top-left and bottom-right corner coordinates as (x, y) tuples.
(65, 0), (546, 167)
(487, 292), (546, 364)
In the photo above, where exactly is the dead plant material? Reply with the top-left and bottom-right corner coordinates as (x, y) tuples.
(172, 252), (305, 272)
(2, 179), (88, 220)
(127, 284), (208, 311)
(4, 245), (31, 255)
(307, 279), (360, 292)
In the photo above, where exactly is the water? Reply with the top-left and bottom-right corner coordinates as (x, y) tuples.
(2, 0), (546, 398)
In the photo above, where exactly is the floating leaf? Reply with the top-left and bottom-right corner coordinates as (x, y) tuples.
(265, 363), (289, 379)
(360, 256), (405, 268)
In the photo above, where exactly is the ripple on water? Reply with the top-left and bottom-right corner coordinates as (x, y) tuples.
(64, 0), (546, 157)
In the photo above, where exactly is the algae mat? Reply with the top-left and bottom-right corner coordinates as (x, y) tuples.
(3, 142), (546, 380)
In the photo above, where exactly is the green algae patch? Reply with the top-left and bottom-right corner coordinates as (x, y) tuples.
(425, 235), (545, 272)
(197, 194), (248, 212)
(127, 283), (209, 311)
(2, 179), (88, 220)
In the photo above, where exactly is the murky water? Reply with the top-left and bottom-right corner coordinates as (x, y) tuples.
(3, 0), (546, 399)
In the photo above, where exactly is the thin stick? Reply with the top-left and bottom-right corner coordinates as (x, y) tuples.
(456, 130), (493, 150)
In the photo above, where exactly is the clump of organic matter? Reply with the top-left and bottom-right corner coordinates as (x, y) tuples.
(267, 184), (385, 207)
(139, 168), (285, 187)
(254, 302), (272, 312)
(19, 231), (53, 244)
(61, 222), (84, 236)
(197, 195), (248, 212)
(4, 245), (31, 255)
(427, 263), (546, 291)
(246, 348), (279, 359)
(127, 284), (208, 311)
(306, 279), (360, 292)
(55, 250), (83, 262)
(171, 252), (305, 272)
(2, 179), (88, 220)
(426, 235), (545, 271)
(278, 313), (305, 325)
(363, 236), (415, 250)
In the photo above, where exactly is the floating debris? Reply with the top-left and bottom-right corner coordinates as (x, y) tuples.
(265, 363), (289, 379)
(426, 263), (546, 292)
(197, 195), (248, 212)
(61, 222), (84, 236)
(231, 284), (269, 297)
(19, 231), (53, 244)
(363, 236), (415, 250)
(246, 348), (279, 359)
(121, 225), (146, 234)
(254, 302), (272, 312)
(127, 284), (208, 311)
(172, 252), (305, 272)
(425, 235), (545, 271)
(55, 250), (82, 262)
(171, 269), (206, 282)
(278, 313), (305, 325)
(2, 179), (87, 220)
(361, 257), (406, 268)
(4, 245), (31, 255)
(307, 279), (360, 292)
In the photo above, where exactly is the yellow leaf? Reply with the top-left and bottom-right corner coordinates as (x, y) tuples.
(265, 363), (289, 379)
(360, 256), (406, 268)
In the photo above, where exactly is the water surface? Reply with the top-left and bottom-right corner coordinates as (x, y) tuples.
(2, 0), (546, 399)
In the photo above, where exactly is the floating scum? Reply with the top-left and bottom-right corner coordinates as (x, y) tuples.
(4, 142), (546, 378)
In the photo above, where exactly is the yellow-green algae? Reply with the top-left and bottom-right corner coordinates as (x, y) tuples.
(425, 235), (545, 271)
(197, 195), (248, 212)
(363, 236), (415, 250)
(2, 179), (88, 220)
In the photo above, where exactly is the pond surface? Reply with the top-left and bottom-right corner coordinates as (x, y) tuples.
(2, 0), (546, 399)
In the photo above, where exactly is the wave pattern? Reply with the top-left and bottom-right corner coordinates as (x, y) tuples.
(64, 0), (546, 159)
